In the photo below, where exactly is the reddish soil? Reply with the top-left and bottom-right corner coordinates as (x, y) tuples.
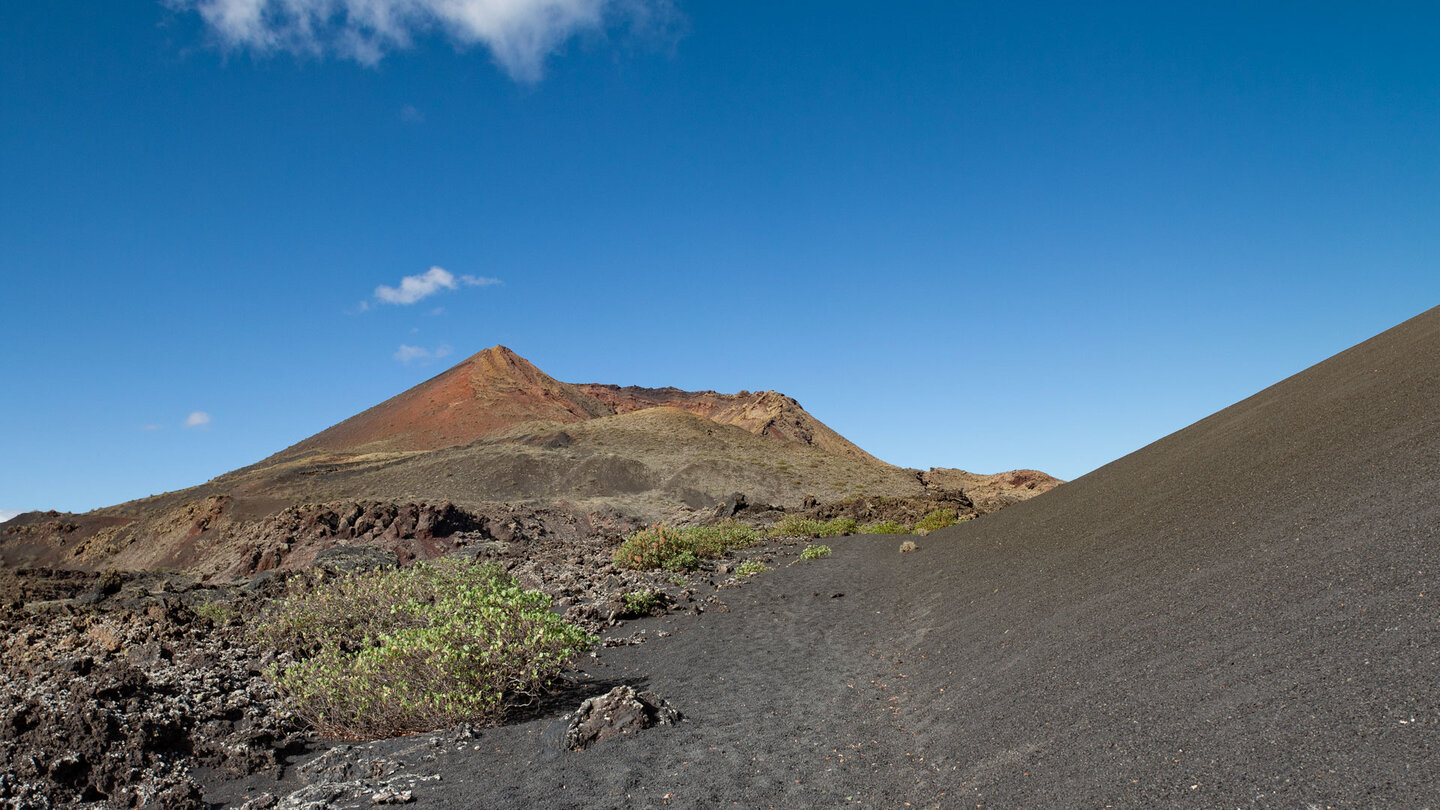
(286, 346), (613, 454)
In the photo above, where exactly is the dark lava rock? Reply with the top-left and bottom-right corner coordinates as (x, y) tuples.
(0, 572), (306, 809)
(805, 491), (977, 525)
(560, 686), (681, 751)
(311, 545), (401, 575)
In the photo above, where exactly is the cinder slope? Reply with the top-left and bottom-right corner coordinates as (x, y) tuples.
(357, 306), (1439, 808)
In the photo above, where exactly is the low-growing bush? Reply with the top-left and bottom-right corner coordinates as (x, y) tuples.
(899, 540), (918, 553)
(799, 544), (832, 560)
(613, 521), (761, 571)
(621, 589), (661, 615)
(681, 520), (762, 554)
(915, 508), (960, 534)
(192, 600), (238, 625)
(859, 520), (912, 535)
(614, 525), (693, 571)
(768, 515), (857, 538)
(250, 557), (596, 739)
(735, 560), (768, 577)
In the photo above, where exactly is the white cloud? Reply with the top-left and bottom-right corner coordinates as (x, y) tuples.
(185, 411), (212, 428)
(459, 274), (502, 288)
(376, 267), (456, 305)
(394, 343), (453, 364)
(142, 423), (163, 431)
(374, 267), (501, 306)
(0, 510), (22, 523)
(173, 0), (674, 82)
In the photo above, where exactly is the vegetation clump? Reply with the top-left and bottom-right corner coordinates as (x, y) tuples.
(191, 600), (238, 625)
(250, 557), (596, 739)
(915, 508), (960, 534)
(768, 515), (857, 538)
(614, 520), (761, 571)
(735, 560), (768, 577)
(859, 520), (912, 535)
(899, 540), (918, 553)
(799, 544), (832, 560)
(621, 589), (661, 615)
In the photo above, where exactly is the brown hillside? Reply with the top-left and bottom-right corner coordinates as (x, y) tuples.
(576, 384), (879, 461)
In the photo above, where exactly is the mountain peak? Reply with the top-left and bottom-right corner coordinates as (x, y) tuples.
(468, 344), (523, 363)
(281, 347), (881, 461)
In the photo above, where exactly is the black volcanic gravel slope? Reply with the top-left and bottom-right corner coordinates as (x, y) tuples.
(216, 307), (1439, 809)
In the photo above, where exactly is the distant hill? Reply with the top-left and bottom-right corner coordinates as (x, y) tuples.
(1, 347), (1055, 577)
(281, 345), (878, 461)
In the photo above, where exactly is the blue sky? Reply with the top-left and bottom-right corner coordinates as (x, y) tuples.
(2, 1), (1437, 517)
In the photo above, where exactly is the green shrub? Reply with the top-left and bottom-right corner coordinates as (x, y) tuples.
(622, 589), (661, 615)
(768, 515), (857, 538)
(614, 521), (761, 571)
(680, 519), (762, 554)
(859, 520), (912, 535)
(735, 560), (768, 577)
(250, 558), (595, 739)
(768, 515), (819, 537)
(799, 544), (832, 560)
(662, 549), (701, 572)
(614, 525), (692, 570)
(192, 600), (237, 625)
(915, 508), (960, 533)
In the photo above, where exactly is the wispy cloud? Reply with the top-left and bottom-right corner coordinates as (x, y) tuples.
(374, 266), (501, 306)
(0, 509), (22, 523)
(142, 423), (163, 431)
(185, 411), (212, 428)
(395, 343), (454, 365)
(172, 0), (676, 82)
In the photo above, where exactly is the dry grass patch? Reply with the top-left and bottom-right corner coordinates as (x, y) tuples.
(614, 520), (761, 571)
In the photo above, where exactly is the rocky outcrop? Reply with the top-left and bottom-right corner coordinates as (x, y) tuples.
(558, 686), (682, 751)
(920, 468), (1062, 512)
(0, 576), (305, 809)
(804, 492), (978, 525)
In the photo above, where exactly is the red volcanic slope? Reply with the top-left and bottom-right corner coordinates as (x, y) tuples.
(286, 346), (878, 461)
(289, 346), (610, 454)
